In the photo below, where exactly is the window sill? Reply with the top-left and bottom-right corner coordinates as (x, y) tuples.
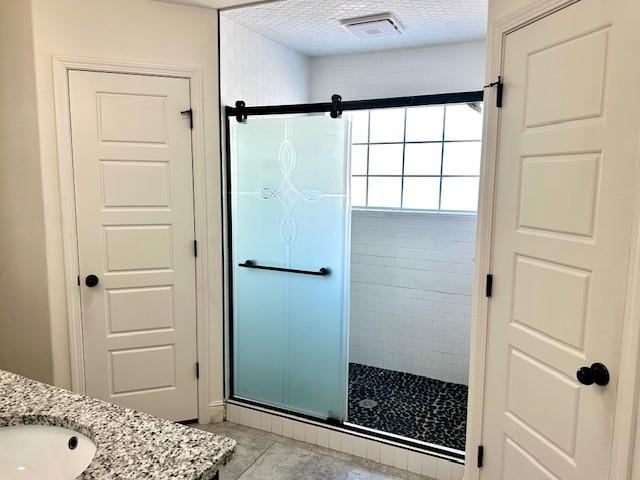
(351, 207), (477, 216)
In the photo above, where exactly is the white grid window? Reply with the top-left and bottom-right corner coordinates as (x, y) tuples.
(349, 103), (483, 212)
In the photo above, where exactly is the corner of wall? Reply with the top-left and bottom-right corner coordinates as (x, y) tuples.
(0, 0), (55, 384)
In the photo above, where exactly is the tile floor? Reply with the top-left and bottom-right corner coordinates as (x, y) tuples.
(195, 422), (436, 480)
(348, 364), (468, 451)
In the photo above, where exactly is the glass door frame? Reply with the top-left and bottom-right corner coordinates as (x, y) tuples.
(221, 90), (484, 462)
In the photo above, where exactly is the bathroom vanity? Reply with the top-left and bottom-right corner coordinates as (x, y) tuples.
(0, 370), (235, 479)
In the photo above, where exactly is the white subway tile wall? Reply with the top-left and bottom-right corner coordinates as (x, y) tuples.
(350, 210), (476, 385)
(310, 41), (486, 102)
(220, 16), (310, 108)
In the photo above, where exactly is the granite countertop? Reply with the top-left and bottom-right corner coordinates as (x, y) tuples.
(0, 370), (236, 479)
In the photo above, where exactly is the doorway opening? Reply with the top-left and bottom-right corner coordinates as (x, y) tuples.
(219, 0), (487, 460)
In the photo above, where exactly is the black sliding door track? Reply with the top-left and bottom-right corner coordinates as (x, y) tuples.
(227, 396), (466, 463)
(225, 90), (483, 120)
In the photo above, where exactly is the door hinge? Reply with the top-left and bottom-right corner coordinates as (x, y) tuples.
(181, 108), (194, 129)
(195, 361), (200, 379)
(484, 76), (504, 108)
(477, 445), (484, 468)
(193, 240), (198, 257)
(485, 274), (493, 298)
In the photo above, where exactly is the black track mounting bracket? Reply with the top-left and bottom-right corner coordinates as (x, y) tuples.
(235, 100), (248, 123)
(484, 76), (504, 108)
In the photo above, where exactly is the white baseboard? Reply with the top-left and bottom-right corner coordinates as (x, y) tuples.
(207, 400), (225, 424)
(226, 402), (465, 480)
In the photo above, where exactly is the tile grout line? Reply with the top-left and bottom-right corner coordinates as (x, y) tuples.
(235, 440), (278, 479)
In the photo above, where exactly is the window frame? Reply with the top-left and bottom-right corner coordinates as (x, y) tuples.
(350, 102), (483, 213)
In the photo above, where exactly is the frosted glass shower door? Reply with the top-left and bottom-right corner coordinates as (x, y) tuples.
(231, 116), (351, 421)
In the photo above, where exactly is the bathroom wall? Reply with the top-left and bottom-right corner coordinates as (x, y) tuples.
(220, 15), (309, 108)
(350, 211), (476, 385)
(0, 0), (53, 383)
(309, 41), (486, 102)
(309, 41), (485, 385)
(25, 0), (224, 415)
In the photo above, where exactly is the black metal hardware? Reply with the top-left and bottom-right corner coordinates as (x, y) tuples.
(181, 108), (194, 129)
(485, 274), (493, 298)
(239, 260), (330, 277)
(196, 361), (200, 379)
(330, 94), (343, 118)
(576, 362), (610, 386)
(85, 274), (99, 288)
(226, 91), (484, 121)
(77, 275), (80, 286)
(326, 414), (342, 427)
(484, 76), (503, 108)
(68, 436), (78, 450)
(477, 445), (484, 468)
(235, 100), (247, 123)
(496, 80), (504, 108)
(194, 240), (198, 258)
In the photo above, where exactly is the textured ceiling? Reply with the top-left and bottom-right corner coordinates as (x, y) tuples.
(223, 0), (488, 57)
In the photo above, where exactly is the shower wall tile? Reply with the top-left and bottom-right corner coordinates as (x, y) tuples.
(220, 15), (310, 109)
(349, 210), (476, 385)
(309, 41), (485, 102)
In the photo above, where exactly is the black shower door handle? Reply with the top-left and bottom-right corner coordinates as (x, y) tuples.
(238, 260), (330, 276)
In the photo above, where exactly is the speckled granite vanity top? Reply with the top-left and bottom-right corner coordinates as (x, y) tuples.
(0, 370), (236, 479)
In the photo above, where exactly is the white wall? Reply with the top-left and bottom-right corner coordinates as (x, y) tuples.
(25, 0), (223, 414)
(310, 41), (486, 102)
(220, 15), (309, 108)
(350, 211), (476, 385)
(0, 0), (53, 384)
(489, 0), (534, 20)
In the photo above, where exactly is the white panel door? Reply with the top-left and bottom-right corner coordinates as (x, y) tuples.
(482, 1), (640, 479)
(69, 71), (198, 421)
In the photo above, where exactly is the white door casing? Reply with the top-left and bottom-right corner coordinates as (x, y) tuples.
(480, 0), (640, 479)
(68, 70), (198, 420)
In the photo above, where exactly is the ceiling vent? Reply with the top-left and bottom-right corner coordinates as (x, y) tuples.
(340, 13), (405, 39)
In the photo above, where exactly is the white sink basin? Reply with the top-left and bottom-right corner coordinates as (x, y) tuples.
(0, 424), (96, 479)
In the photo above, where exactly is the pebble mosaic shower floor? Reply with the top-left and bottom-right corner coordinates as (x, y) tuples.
(348, 363), (468, 452)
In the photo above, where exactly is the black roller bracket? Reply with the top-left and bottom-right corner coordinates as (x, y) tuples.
(330, 94), (343, 118)
(484, 76), (504, 108)
(235, 100), (248, 123)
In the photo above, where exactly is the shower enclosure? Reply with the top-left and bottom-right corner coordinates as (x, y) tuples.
(224, 91), (482, 459)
